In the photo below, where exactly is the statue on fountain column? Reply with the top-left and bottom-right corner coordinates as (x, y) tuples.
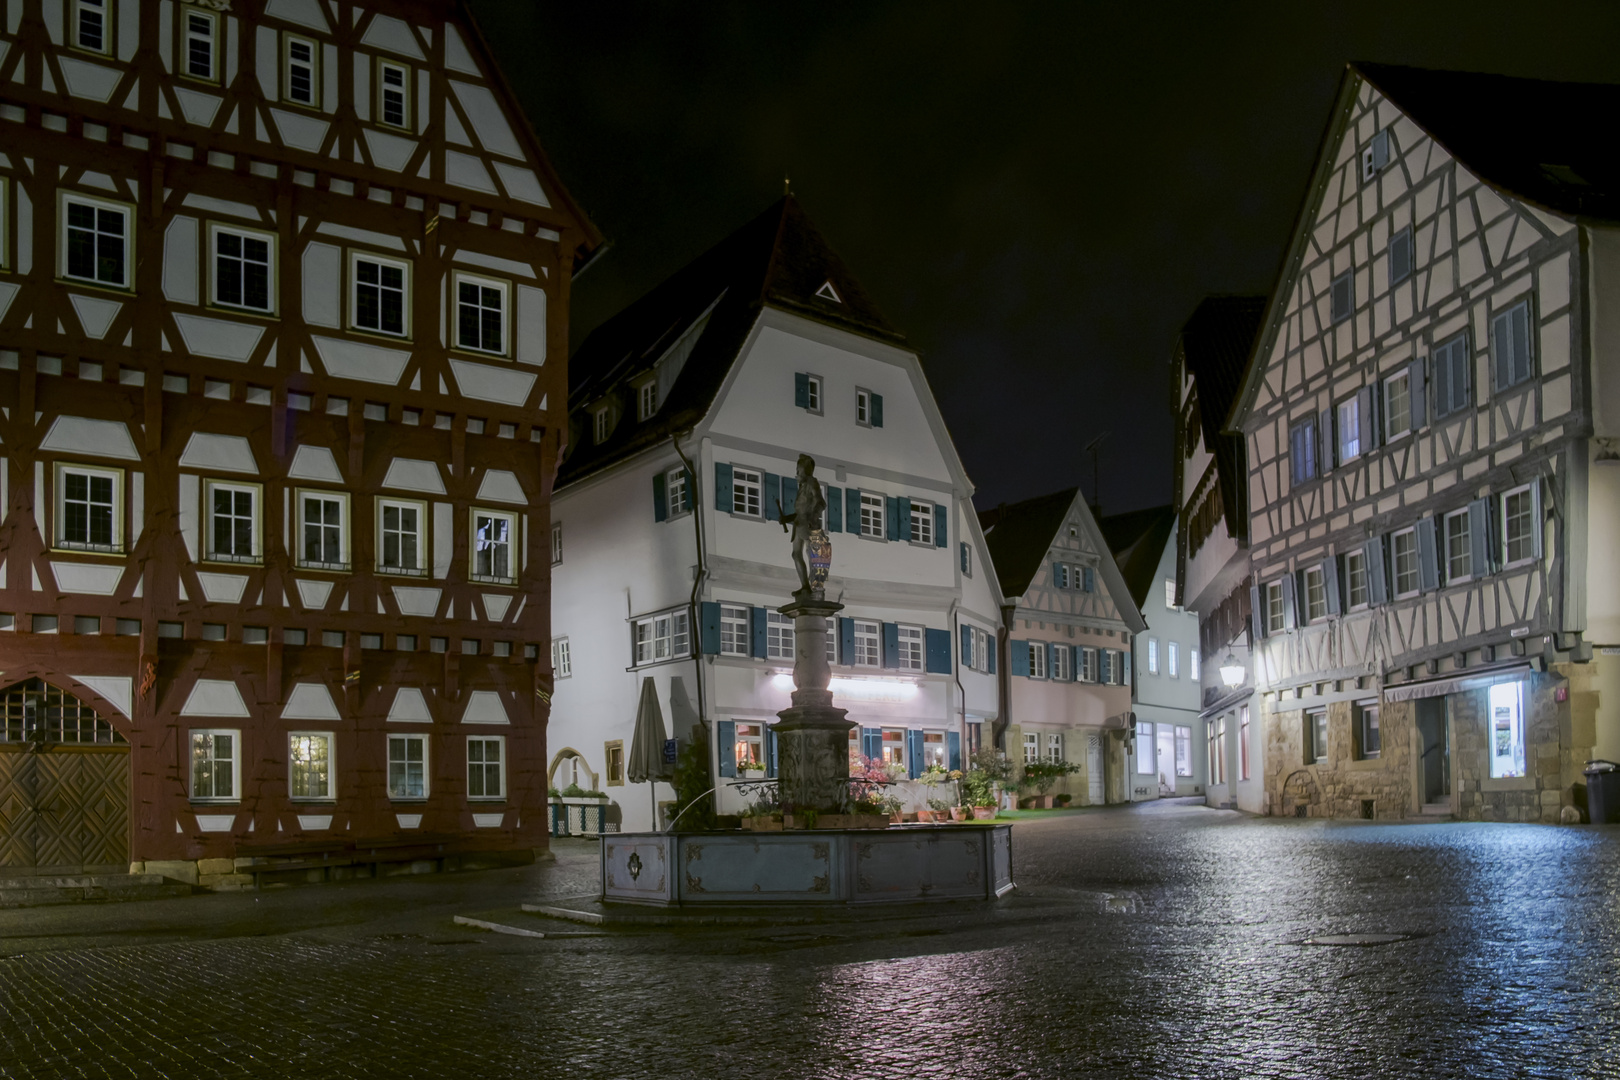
(777, 453), (830, 598)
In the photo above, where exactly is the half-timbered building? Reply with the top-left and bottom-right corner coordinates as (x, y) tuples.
(0, 0), (598, 883)
(1228, 63), (1620, 823)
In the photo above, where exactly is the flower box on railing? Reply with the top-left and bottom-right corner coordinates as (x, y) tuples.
(557, 795), (608, 836)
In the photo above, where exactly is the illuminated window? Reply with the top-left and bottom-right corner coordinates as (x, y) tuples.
(882, 729), (906, 771)
(1488, 681), (1526, 778)
(471, 508), (517, 584)
(734, 723), (765, 770)
(923, 731), (948, 769)
(1136, 721), (1155, 774)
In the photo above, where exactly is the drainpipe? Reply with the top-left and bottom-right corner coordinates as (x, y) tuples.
(672, 432), (707, 735)
(994, 602), (1016, 751)
(950, 600), (966, 755)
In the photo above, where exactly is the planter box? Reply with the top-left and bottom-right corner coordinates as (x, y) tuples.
(560, 797), (608, 836)
(972, 806), (997, 820)
(1020, 795), (1054, 810)
(742, 816), (784, 832)
(784, 813), (887, 830)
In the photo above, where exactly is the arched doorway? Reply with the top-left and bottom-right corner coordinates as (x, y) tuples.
(0, 679), (130, 872)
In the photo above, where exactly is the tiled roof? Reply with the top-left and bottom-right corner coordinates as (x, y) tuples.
(977, 488), (1079, 600)
(1099, 505), (1175, 611)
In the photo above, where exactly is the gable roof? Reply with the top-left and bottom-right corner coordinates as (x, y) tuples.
(1099, 505), (1175, 611)
(1179, 296), (1264, 535)
(977, 488), (1078, 599)
(558, 196), (902, 486)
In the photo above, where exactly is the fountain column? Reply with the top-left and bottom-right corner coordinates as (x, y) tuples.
(774, 594), (854, 813)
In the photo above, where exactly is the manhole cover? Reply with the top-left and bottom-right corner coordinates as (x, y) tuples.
(1301, 933), (1410, 947)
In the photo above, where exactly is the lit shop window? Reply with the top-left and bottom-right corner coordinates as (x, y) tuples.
(1488, 681), (1526, 779)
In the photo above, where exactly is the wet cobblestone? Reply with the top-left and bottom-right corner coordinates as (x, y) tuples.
(2, 803), (1618, 1079)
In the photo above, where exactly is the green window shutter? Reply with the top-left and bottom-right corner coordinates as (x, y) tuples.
(934, 503), (947, 548)
(882, 622), (900, 668)
(699, 601), (721, 655)
(715, 462), (733, 512)
(886, 497), (900, 541)
(781, 477), (798, 520)
(764, 472), (781, 521)
(960, 625), (972, 667)
(988, 637), (997, 675)
(750, 606), (767, 659)
(652, 472), (668, 522)
(794, 372), (810, 409)
(925, 628), (950, 674)
(839, 618), (855, 664)
(826, 486), (843, 532)
(870, 393), (883, 427)
(766, 726), (778, 779)
(947, 731), (961, 771)
(897, 496), (912, 542)
(846, 488), (862, 533)
(1011, 641), (1030, 677)
(717, 721), (736, 778)
(960, 541), (969, 574)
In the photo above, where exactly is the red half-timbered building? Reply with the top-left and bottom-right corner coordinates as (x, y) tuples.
(0, 0), (598, 884)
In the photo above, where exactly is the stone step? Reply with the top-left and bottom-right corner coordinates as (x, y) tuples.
(0, 873), (195, 908)
(1420, 801), (1454, 819)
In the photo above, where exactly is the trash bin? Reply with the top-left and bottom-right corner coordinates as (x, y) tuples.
(1585, 761), (1620, 824)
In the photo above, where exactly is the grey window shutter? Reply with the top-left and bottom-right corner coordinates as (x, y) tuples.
(988, 637), (997, 675)
(1371, 128), (1389, 170)
(1408, 357), (1426, 428)
(766, 727), (778, 778)
(897, 496), (912, 542)
(1434, 343), (1451, 416)
(1083, 567), (1095, 592)
(1249, 581), (1265, 640)
(947, 731), (961, 771)
(1280, 573), (1297, 630)
(1530, 483), (1544, 560)
(750, 606), (767, 659)
(1011, 641), (1030, 677)
(1318, 406), (1334, 473)
(934, 503), (947, 547)
(1357, 386), (1374, 452)
(1416, 516), (1440, 592)
(826, 485), (842, 531)
(871, 393), (883, 427)
(781, 477), (798, 521)
(886, 497), (900, 541)
(961, 625), (972, 667)
(764, 472), (781, 520)
(717, 721), (736, 778)
(1072, 645), (1083, 681)
(1121, 648), (1131, 686)
(794, 372), (809, 409)
(1468, 498), (1490, 575)
(925, 628), (950, 674)
(1365, 537), (1388, 605)
(652, 471), (668, 522)
(715, 463), (733, 512)
(839, 617), (855, 664)
(882, 622), (900, 668)
(699, 601), (721, 655)
(1511, 302), (1532, 384)
(1491, 310), (1513, 390)
(1322, 557), (1341, 616)
(960, 541), (969, 574)
(846, 487), (862, 532)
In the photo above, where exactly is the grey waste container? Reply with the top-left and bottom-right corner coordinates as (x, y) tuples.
(1585, 761), (1620, 824)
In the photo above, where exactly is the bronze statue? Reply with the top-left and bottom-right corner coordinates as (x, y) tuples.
(777, 453), (827, 596)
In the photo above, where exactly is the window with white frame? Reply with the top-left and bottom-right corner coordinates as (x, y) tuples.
(551, 637), (571, 677)
(73, 0), (110, 53)
(856, 389), (871, 425)
(1023, 732), (1039, 766)
(1050, 642), (1071, 681)
(1383, 369), (1412, 440)
(859, 492), (884, 537)
(1345, 549), (1369, 609)
(720, 604), (749, 657)
(183, 9), (218, 81)
(388, 734), (428, 799)
(351, 253), (409, 337)
(1045, 732), (1064, 764)
(853, 620), (880, 667)
(377, 498), (426, 575)
(803, 375), (822, 413)
(1307, 709), (1328, 764)
(288, 732), (333, 800)
(471, 508), (517, 584)
(551, 522), (563, 565)
(283, 33), (319, 106)
(1136, 721), (1155, 774)
(1147, 638), (1159, 674)
(205, 480), (260, 563)
(211, 225), (275, 313)
(975, 627), (991, 673)
(1030, 641), (1048, 679)
(821, 617), (837, 664)
(455, 273), (508, 355)
(1168, 641), (1179, 678)
(923, 731), (949, 769)
(55, 463), (121, 552)
(1503, 484), (1538, 566)
(297, 490), (348, 570)
(1337, 396), (1361, 462)
(638, 381), (657, 421)
(1175, 727), (1192, 776)
(881, 729), (907, 771)
(1488, 680), (1526, 778)
(897, 624), (924, 671)
(665, 468), (690, 515)
(468, 735), (505, 799)
(1053, 563), (1070, 589)
(1079, 646), (1097, 683)
(909, 501), (933, 545)
(62, 194), (131, 289)
(378, 60), (411, 128)
(1165, 579), (1177, 609)
(1391, 527), (1419, 597)
(1303, 564), (1327, 622)
(733, 723), (765, 770)
(766, 611), (795, 661)
(1265, 580), (1286, 634)
(1191, 649), (1200, 675)
(1444, 508), (1472, 582)
(731, 468), (762, 517)
(1355, 701), (1381, 760)
(1289, 414), (1318, 485)
(189, 729), (238, 801)
(634, 609), (690, 665)
(1492, 299), (1533, 390)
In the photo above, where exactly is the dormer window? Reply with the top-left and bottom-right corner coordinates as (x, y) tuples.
(593, 406), (612, 445)
(638, 381), (657, 422)
(1360, 128), (1390, 182)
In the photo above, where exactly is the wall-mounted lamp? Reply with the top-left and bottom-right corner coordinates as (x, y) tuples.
(1219, 653), (1246, 689)
(1596, 438), (1620, 466)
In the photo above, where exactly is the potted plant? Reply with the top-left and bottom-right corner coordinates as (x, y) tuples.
(739, 758), (767, 779)
(1056, 793), (1073, 807)
(1020, 760), (1081, 809)
(880, 794), (905, 825)
(925, 797), (951, 823)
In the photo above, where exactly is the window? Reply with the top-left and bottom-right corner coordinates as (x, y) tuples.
(297, 490), (347, 570)
(733, 723), (765, 770)
(1492, 300), (1533, 390)
(1330, 271), (1353, 323)
(1175, 727), (1191, 777)
(377, 499), (425, 575)
(288, 732), (333, 800)
(1045, 732), (1063, 764)
(1023, 732), (1039, 766)
(664, 468), (691, 516)
(1337, 396), (1361, 462)
(1488, 680), (1526, 779)
(1383, 370), (1412, 440)
(1503, 484), (1538, 565)
(551, 522), (563, 565)
(1168, 641), (1179, 678)
(1136, 721), (1155, 774)
(1191, 650), (1199, 676)
(882, 729), (907, 771)
(766, 611), (795, 661)
(73, 0), (110, 53)
(351, 254), (409, 337)
(1444, 509), (1472, 582)
(859, 492), (884, 538)
(1345, 549), (1369, 608)
(183, 9), (217, 81)
(961, 542), (972, 577)
(1388, 528), (1418, 597)
(1289, 414), (1318, 485)
(1307, 710), (1328, 765)
(924, 731), (949, 770)
(468, 735), (505, 799)
(1432, 332), (1471, 417)
(283, 33), (319, 106)
(634, 609), (690, 665)
(1098, 649), (1113, 685)
(1029, 641), (1047, 680)
(1165, 579), (1177, 609)
(719, 605), (749, 657)
(1209, 716), (1226, 786)
(55, 464), (121, 552)
(388, 735), (427, 799)
(896, 625), (924, 671)
(1053, 563), (1070, 589)
(1389, 226), (1413, 285)
(638, 382), (657, 421)
(1302, 564), (1327, 623)
(210, 225), (275, 313)
(378, 60), (411, 129)
(1238, 706), (1250, 781)
(1264, 580), (1285, 634)
(1360, 128), (1389, 181)
(1147, 639), (1159, 674)
(61, 194), (131, 289)
(909, 501), (933, 546)
(189, 730), (238, 801)
(605, 742), (624, 786)
(1050, 643), (1071, 681)
(592, 407), (610, 445)
(731, 468), (762, 517)
(1079, 646), (1097, 683)
(455, 274), (507, 355)
(551, 637), (571, 677)
(205, 480), (259, 563)
(1355, 702), (1381, 760)
(855, 388), (882, 426)
(803, 375), (822, 413)
(471, 508), (517, 584)
(853, 620), (880, 667)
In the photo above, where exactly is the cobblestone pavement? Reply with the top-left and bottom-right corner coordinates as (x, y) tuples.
(3, 802), (1619, 1079)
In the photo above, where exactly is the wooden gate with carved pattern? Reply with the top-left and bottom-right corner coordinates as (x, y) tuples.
(0, 681), (130, 873)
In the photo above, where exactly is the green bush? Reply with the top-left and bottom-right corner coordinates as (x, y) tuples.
(1021, 760), (1081, 795)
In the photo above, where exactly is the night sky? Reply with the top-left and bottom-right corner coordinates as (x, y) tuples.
(471, 1), (1620, 515)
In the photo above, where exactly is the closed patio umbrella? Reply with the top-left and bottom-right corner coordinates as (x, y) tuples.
(628, 677), (674, 828)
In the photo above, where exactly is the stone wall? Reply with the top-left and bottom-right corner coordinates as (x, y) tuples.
(1264, 699), (1414, 820)
(1452, 672), (1587, 824)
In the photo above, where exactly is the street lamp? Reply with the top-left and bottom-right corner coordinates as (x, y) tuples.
(1219, 653), (1245, 689)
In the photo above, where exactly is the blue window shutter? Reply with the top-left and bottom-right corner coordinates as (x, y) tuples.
(934, 503), (947, 548)
(826, 486), (843, 532)
(699, 601), (721, 655)
(715, 463), (733, 512)
(1099, 649), (1112, 684)
(794, 372), (809, 409)
(750, 606), (768, 659)
(862, 727), (882, 761)
(717, 721), (736, 778)
(781, 477), (798, 520)
(907, 730), (924, 779)
(988, 637), (997, 675)
(1121, 648), (1131, 686)
(947, 731), (961, 771)
(871, 393), (883, 428)
(1083, 567), (1095, 593)
(847, 488), (862, 533)
(886, 497), (900, 541)
(1365, 537), (1389, 605)
(652, 471), (668, 522)
(764, 472), (781, 521)
(1468, 498), (1491, 576)
(766, 726), (778, 778)
(1250, 581), (1265, 640)
(1011, 640), (1030, 677)
(1053, 561), (1066, 589)
(925, 628), (950, 674)
(960, 541), (969, 574)
(1417, 516), (1440, 592)
(897, 496), (912, 542)
(839, 618), (855, 664)
(882, 622), (900, 668)
(1323, 557), (1341, 616)
(1408, 358), (1427, 429)
(960, 625), (972, 667)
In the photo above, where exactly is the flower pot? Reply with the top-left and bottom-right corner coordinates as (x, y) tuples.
(950, 807), (968, 822)
(973, 806), (996, 820)
(915, 810), (935, 823)
(888, 812), (905, 825)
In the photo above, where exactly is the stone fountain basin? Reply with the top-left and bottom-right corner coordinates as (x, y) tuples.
(601, 825), (1013, 906)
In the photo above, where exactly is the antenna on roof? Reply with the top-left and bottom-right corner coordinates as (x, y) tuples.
(1084, 432), (1110, 517)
